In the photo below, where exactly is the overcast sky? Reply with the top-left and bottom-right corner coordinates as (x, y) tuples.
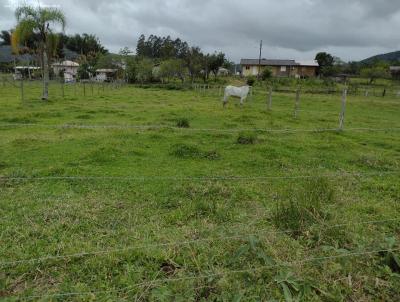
(1, 0), (400, 63)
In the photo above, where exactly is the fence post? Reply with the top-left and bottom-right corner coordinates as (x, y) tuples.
(91, 82), (94, 96)
(365, 89), (369, 97)
(83, 82), (86, 97)
(382, 88), (386, 98)
(20, 79), (24, 104)
(339, 88), (347, 130)
(267, 86), (273, 110)
(61, 80), (64, 99)
(294, 88), (300, 118)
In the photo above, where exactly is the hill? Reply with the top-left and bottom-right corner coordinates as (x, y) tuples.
(361, 50), (400, 64)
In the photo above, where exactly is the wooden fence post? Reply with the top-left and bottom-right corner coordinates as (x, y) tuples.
(294, 88), (300, 118)
(83, 82), (86, 97)
(20, 79), (24, 104)
(267, 86), (273, 110)
(91, 82), (94, 96)
(339, 88), (347, 130)
(61, 81), (64, 99)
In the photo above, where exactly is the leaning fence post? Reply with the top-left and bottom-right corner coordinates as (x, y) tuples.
(294, 88), (300, 118)
(339, 88), (347, 130)
(267, 86), (273, 110)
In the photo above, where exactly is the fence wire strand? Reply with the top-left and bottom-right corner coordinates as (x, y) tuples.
(1, 217), (398, 267)
(1, 123), (400, 133)
(14, 247), (400, 300)
(1, 170), (398, 182)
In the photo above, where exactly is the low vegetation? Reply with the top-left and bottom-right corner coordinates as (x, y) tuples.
(0, 81), (399, 300)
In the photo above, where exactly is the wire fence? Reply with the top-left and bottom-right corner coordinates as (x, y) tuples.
(11, 247), (400, 300)
(2, 77), (400, 299)
(1, 122), (400, 134)
(2, 217), (398, 267)
(1, 170), (399, 183)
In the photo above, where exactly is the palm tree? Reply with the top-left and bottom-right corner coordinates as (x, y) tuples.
(13, 6), (66, 100)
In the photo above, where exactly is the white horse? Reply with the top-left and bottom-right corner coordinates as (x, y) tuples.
(223, 85), (250, 107)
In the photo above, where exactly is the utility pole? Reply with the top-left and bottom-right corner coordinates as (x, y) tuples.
(258, 40), (263, 79)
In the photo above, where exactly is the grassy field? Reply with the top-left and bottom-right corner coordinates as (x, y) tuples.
(1, 81), (400, 301)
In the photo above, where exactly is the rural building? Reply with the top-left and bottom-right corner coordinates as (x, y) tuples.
(95, 69), (118, 82)
(13, 66), (41, 80)
(390, 66), (400, 79)
(52, 60), (79, 82)
(240, 59), (319, 78)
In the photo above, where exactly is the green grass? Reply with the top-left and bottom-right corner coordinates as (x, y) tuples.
(0, 81), (400, 301)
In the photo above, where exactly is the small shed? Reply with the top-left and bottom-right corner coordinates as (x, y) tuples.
(14, 66), (41, 80)
(52, 60), (79, 82)
(96, 69), (118, 82)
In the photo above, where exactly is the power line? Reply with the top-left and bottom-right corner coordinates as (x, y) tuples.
(2, 218), (398, 267)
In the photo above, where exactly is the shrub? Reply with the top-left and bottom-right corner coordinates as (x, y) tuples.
(237, 132), (257, 145)
(176, 118), (190, 128)
(246, 76), (256, 86)
(261, 68), (272, 80)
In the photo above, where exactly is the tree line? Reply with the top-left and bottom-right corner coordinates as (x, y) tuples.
(315, 52), (399, 83)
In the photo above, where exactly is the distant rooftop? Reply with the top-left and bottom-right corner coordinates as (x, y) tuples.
(240, 58), (319, 67)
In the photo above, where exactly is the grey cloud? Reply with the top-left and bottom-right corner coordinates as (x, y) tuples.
(1, 0), (400, 62)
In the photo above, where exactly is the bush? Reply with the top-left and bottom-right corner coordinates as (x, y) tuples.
(261, 68), (272, 80)
(246, 76), (256, 86)
(237, 132), (257, 145)
(176, 118), (190, 128)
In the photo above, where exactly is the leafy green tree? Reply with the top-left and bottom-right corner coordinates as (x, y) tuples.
(360, 65), (390, 84)
(209, 52), (225, 81)
(315, 52), (334, 76)
(125, 57), (138, 83)
(136, 58), (154, 83)
(0, 30), (11, 45)
(159, 59), (187, 83)
(13, 5), (66, 100)
(184, 47), (204, 83)
(315, 52), (334, 67)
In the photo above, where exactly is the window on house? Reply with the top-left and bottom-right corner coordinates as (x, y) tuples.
(280, 66), (287, 72)
(245, 66), (250, 70)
